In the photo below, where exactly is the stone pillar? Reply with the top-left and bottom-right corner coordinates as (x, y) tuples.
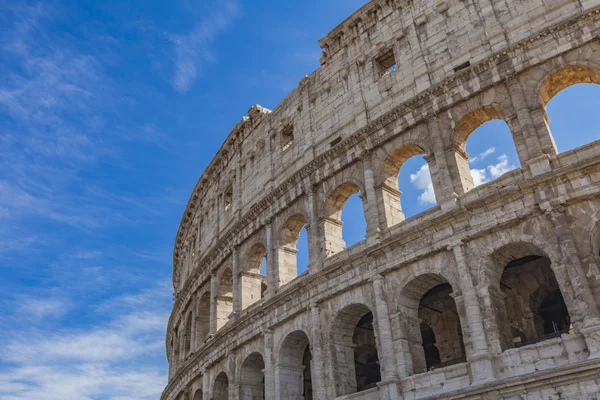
(263, 329), (276, 400)
(362, 153), (382, 242)
(307, 188), (323, 272)
(476, 284), (508, 354)
(190, 295), (197, 352)
(209, 273), (218, 335)
(504, 77), (557, 171)
(232, 245), (242, 319)
(265, 220), (278, 297)
(201, 370), (209, 400)
(235, 163), (243, 218)
(372, 275), (400, 400)
(310, 304), (327, 400)
(389, 312), (414, 378)
(449, 241), (495, 383)
(541, 202), (600, 358)
(427, 116), (459, 209)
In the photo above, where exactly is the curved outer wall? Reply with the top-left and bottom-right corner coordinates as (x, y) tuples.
(165, 0), (600, 399)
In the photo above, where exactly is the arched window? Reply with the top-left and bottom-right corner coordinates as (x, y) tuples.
(193, 389), (203, 400)
(216, 268), (233, 331)
(331, 303), (380, 396)
(242, 244), (268, 309)
(239, 352), (265, 399)
(454, 107), (520, 192)
(213, 372), (229, 400)
(542, 65), (600, 153)
(398, 154), (437, 219)
(378, 144), (432, 224)
(490, 243), (572, 350)
(324, 182), (366, 257)
(399, 274), (466, 374)
(196, 291), (211, 346)
(278, 215), (310, 285)
(278, 330), (313, 399)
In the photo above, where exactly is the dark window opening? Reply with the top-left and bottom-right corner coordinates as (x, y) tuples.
(420, 323), (441, 370)
(377, 50), (397, 76)
(303, 345), (313, 400)
(453, 61), (471, 73)
(282, 124), (294, 151)
(353, 312), (381, 392)
(224, 186), (233, 211)
(539, 289), (570, 335)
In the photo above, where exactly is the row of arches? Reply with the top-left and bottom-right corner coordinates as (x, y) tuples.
(184, 231), (595, 399)
(171, 62), (600, 378)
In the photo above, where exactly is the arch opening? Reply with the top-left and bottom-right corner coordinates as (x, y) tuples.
(492, 245), (572, 350)
(240, 352), (265, 400)
(216, 268), (233, 331)
(193, 389), (203, 400)
(242, 244), (268, 310)
(213, 372), (229, 400)
(324, 182), (366, 257)
(454, 107), (520, 193)
(331, 303), (380, 396)
(399, 154), (437, 219)
(196, 291), (211, 346)
(278, 330), (313, 400)
(278, 214), (310, 285)
(399, 274), (466, 374)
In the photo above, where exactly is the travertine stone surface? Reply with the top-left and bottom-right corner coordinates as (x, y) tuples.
(163, 0), (600, 399)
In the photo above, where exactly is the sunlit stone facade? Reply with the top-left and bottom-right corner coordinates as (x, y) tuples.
(163, 0), (600, 399)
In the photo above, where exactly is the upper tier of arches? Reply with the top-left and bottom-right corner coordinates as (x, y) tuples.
(172, 0), (600, 291)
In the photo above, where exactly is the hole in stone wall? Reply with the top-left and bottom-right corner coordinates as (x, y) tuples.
(377, 49), (397, 76)
(496, 250), (572, 350)
(398, 154), (436, 219)
(282, 124), (294, 151)
(465, 119), (520, 190)
(546, 83), (600, 153)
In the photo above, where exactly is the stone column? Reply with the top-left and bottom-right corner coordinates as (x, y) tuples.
(310, 304), (327, 400)
(190, 295), (197, 352)
(201, 370), (209, 400)
(504, 77), (557, 172)
(427, 116), (459, 209)
(209, 273), (218, 335)
(235, 163), (243, 218)
(307, 188), (323, 272)
(265, 220), (278, 297)
(232, 245), (242, 319)
(362, 152), (382, 242)
(449, 241), (495, 383)
(372, 275), (400, 400)
(541, 202), (600, 358)
(389, 311), (415, 377)
(263, 329), (276, 400)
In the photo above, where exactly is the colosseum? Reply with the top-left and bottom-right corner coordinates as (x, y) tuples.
(162, 0), (600, 399)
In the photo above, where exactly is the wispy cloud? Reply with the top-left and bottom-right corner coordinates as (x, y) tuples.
(0, 283), (170, 400)
(469, 147), (495, 164)
(410, 163), (436, 205)
(471, 154), (517, 187)
(171, 0), (240, 92)
(410, 154), (518, 203)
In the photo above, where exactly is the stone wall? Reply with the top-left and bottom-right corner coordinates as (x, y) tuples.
(163, 0), (600, 399)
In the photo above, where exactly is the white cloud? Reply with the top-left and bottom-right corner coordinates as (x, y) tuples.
(469, 147), (496, 164)
(488, 154), (515, 179)
(0, 285), (170, 400)
(470, 154), (517, 187)
(409, 163), (437, 205)
(172, 0), (240, 92)
(18, 297), (69, 320)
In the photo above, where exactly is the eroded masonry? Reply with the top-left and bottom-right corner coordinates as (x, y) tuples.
(163, 0), (600, 399)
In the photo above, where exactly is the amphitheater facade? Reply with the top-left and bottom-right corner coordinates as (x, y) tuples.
(162, 0), (600, 399)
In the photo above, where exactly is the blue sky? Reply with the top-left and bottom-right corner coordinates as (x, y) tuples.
(1, 1), (598, 399)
